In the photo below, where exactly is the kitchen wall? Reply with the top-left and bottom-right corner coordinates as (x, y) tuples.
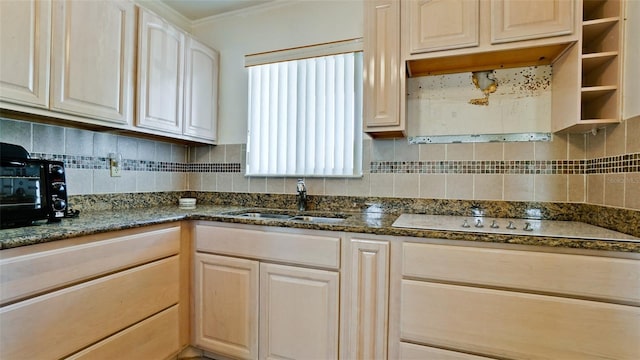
(407, 66), (552, 136)
(2, 1), (637, 213)
(189, 0), (639, 211)
(191, 0), (363, 144)
(0, 118), (188, 195)
(187, 116), (639, 211)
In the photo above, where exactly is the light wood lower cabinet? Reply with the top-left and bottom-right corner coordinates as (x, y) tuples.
(395, 241), (640, 360)
(401, 280), (640, 359)
(1, 256), (179, 359)
(193, 222), (340, 360)
(259, 263), (339, 360)
(399, 341), (493, 360)
(0, 223), (187, 360)
(66, 305), (181, 360)
(194, 253), (259, 360)
(341, 237), (390, 360)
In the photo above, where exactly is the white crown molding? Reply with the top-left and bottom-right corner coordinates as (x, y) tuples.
(134, 0), (193, 33)
(192, 0), (298, 27)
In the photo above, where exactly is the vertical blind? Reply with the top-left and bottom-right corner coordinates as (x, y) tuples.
(246, 51), (363, 177)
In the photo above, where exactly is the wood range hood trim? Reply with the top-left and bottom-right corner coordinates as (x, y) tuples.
(406, 42), (576, 77)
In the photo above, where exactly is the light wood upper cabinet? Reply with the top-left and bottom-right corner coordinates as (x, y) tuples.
(137, 9), (219, 142)
(0, 0), (51, 108)
(403, 0), (578, 78)
(406, 0), (479, 53)
(184, 38), (219, 142)
(491, 0), (575, 44)
(50, 0), (135, 125)
(363, 0), (405, 138)
(137, 8), (185, 134)
(193, 253), (259, 360)
(259, 263), (339, 360)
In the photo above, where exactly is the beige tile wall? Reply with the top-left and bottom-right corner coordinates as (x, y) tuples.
(191, 116), (638, 211)
(194, 136), (581, 202)
(3, 115), (637, 211)
(586, 116), (640, 210)
(0, 118), (188, 195)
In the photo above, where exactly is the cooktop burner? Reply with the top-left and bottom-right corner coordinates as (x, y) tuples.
(392, 214), (639, 242)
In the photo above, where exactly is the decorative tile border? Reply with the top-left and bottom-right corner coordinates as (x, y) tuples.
(370, 160), (587, 174)
(30, 153), (241, 173)
(370, 153), (640, 175)
(189, 163), (242, 173)
(28, 152), (640, 175)
(586, 153), (640, 174)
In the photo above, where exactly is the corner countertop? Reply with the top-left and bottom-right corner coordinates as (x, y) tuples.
(1, 205), (639, 253)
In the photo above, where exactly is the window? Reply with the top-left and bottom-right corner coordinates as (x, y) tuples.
(245, 40), (363, 177)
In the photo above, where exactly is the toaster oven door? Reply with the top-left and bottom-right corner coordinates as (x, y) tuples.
(0, 160), (47, 226)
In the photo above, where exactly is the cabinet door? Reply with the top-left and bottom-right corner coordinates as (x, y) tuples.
(259, 263), (339, 360)
(50, 0), (134, 124)
(363, 0), (404, 136)
(491, 0), (574, 44)
(342, 239), (389, 360)
(406, 0), (479, 53)
(183, 38), (219, 141)
(194, 253), (259, 360)
(0, 0), (50, 108)
(137, 9), (185, 134)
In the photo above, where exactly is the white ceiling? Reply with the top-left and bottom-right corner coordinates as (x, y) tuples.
(160, 0), (274, 20)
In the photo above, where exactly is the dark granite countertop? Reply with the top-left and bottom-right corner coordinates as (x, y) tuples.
(1, 204), (639, 253)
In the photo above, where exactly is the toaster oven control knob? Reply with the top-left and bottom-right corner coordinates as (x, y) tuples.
(53, 199), (66, 211)
(51, 165), (64, 175)
(52, 183), (65, 192)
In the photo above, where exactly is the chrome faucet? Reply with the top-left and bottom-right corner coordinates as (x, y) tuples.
(296, 178), (307, 211)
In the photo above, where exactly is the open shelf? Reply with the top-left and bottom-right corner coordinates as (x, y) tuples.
(553, 0), (623, 133)
(582, 51), (618, 73)
(581, 85), (617, 101)
(577, 0), (621, 130)
(582, 18), (620, 54)
(583, 0), (620, 21)
(582, 17), (619, 40)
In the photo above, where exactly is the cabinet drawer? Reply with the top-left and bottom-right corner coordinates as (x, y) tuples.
(66, 305), (180, 360)
(399, 341), (493, 360)
(403, 242), (640, 305)
(0, 256), (179, 359)
(0, 225), (180, 305)
(401, 280), (640, 360)
(195, 224), (340, 269)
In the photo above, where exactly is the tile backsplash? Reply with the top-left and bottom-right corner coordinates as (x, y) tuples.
(2, 116), (638, 211)
(1, 118), (189, 194)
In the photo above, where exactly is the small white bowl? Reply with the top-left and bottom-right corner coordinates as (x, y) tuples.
(179, 198), (196, 209)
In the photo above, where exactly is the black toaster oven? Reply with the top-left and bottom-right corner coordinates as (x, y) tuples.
(1, 143), (69, 228)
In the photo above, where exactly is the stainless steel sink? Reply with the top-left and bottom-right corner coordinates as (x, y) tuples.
(236, 212), (293, 220)
(290, 215), (345, 224)
(228, 210), (347, 224)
